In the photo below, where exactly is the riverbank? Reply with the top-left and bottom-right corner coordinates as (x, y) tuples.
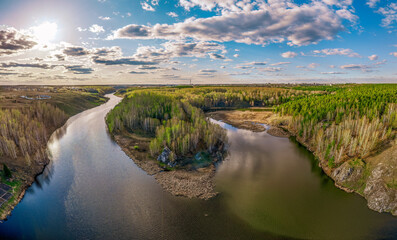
(0, 88), (111, 221)
(112, 132), (218, 200)
(207, 110), (290, 138)
(209, 109), (397, 216)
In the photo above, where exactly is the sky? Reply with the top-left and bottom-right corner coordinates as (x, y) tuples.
(0, 0), (396, 85)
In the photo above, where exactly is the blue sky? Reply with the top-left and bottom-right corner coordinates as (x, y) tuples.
(0, 0), (396, 84)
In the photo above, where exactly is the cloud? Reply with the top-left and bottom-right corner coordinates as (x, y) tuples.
(209, 53), (225, 59)
(246, 61), (267, 65)
(368, 54), (378, 60)
(367, 0), (380, 8)
(129, 71), (148, 74)
(167, 12), (178, 18)
(281, 51), (298, 58)
(64, 65), (93, 74)
(112, 1), (352, 46)
(0, 28), (37, 56)
(233, 54), (239, 58)
(141, 2), (155, 11)
(340, 64), (373, 72)
(0, 62), (55, 69)
(308, 63), (319, 68)
(138, 66), (159, 70)
(200, 69), (217, 73)
(54, 54), (66, 61)
(313, 48), (360, 57)
(99, 16), (111, 20)
(258, 67), (283, 72)
(270, 62), (290, 66)
(92, 56), (158, 66)
(321, 71), (346, 74)
(390, 52), (397, 57)
(63, 46), (90, 56)
(89, 24), (105, 33)
(377, 3), (397, 28)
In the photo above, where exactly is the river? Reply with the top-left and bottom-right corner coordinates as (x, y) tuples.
(1, 94), (397, 240)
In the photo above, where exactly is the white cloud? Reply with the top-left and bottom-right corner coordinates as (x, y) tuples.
(113, 1), (353, 46)
(377, 3), (397, 28)
(89, 24), (105, 33)
(281, 51), (298, 58)
(233, 54), (239, 58)
(167, 12), (178, 18)
(368, 54), (378, 61)
(340, 64), (373, 72)
(367, 0), (380, 8)
(308, 63), (319, 68)
(99, 16), (111, 20)
(321, 71), (346, 74)
(258, 67), (283, 72)
(270, 62), (290, 66)
(390, 52), (397, 57)
(141, 2), (155, 11)
(313, 48), (360, 57)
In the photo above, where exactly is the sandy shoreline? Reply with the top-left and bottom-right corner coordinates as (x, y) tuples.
(207, 110), (290, 137)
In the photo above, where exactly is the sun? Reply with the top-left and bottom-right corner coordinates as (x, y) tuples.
(32, 22), (58, 44)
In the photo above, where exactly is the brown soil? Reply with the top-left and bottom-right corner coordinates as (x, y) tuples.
(113, 132), (218, 200)
(208, 110), (290, 137)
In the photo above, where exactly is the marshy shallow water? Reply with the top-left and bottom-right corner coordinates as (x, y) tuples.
(1, 94), (397, 240)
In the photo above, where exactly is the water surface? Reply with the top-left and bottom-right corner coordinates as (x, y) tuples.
(1, 94), (397, 240)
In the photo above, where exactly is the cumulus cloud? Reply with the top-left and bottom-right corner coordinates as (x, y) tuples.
(129, 71), (149, 74)
(308, 63), (320, 68)
(141, 2), (155, 11)
(368, 54), (378, 60)
(245, 61), (267, 66)
(270, 62), (290, 66)
(281, 51), (298, 58)
(258, 67), (283, 72)
(112, 1), (354, 46)
(390, 52), (397, 57)
(209, 52), (225, 60)
(367, 0), (380, 8)
(63, 46), (90, 56)
(233, 54), (239, 58)
(89, 24), (105, 33)
(377, 3), (397, 28)
(340, 64), (373, 72)
(200, 69), (217, 73)
(167, 12), (178, 18)
(64, 65), (93, 74)
(321, 71), (346, 74)
(0, 62), (55, 69)
(92, 56), (158, 66)
(99, 16), (111, 20)
(0, 28), (37, 56)
(313, 48), (360, 57)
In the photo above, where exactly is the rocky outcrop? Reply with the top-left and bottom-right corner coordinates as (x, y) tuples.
(364, 163), (397, 215)
(157, 147), (177, 168)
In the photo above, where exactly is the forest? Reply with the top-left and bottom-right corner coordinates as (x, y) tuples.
(107, 90), (227, 166)
(275, 84), (397, 168)
(0, 103), (67, 165)
(111, 84), (397, 172)
(0, 86), (111, 172)
(108, 85), (322, 167)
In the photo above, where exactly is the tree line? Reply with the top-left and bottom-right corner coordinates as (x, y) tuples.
(0, 103), (67, 165)
(106, 90), (227, 165)
(275, 84), (397, 168)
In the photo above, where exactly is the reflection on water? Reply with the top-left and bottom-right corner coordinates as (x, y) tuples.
(0, 96), (397, 240)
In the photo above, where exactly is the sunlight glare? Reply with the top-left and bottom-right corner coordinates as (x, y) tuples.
(32, 22), (58, 44)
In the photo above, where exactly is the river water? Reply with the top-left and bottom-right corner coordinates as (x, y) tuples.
(1, 94), (397, 240)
